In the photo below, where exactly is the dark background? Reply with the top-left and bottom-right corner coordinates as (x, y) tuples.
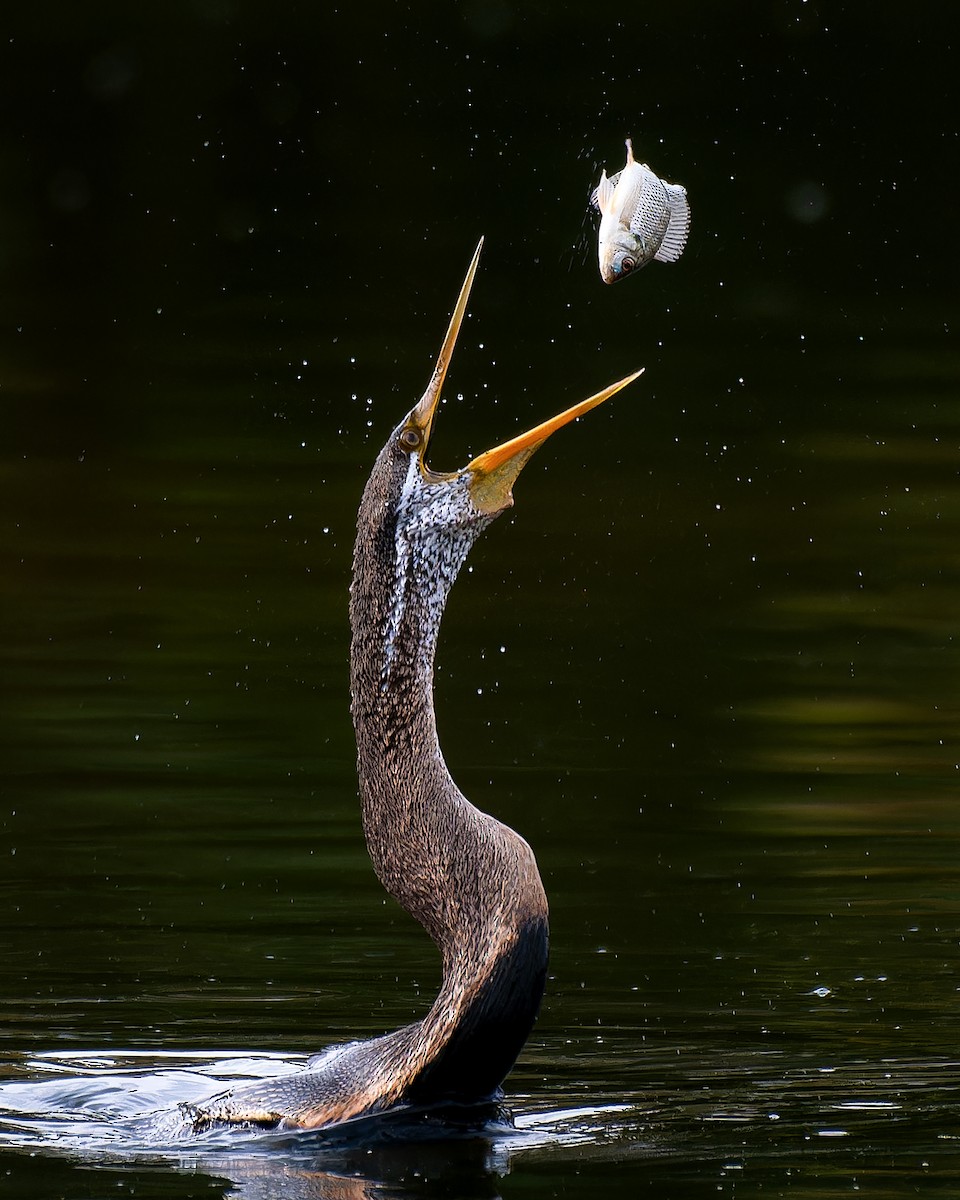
(2, 3), (959, 1197)
(3, 1), (955, 454)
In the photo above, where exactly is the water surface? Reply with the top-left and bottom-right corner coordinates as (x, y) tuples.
(2, 4), (959, 1197)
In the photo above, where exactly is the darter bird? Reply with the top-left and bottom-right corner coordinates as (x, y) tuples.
(187, 240), (641, 1132)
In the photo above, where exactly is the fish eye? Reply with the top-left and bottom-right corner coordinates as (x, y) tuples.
(620, 258), (636, 275)
(399, 427), (421, 450)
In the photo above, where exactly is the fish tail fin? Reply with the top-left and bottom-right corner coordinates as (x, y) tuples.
(654, 183), (691, 263)
(591, 169), (616, 214)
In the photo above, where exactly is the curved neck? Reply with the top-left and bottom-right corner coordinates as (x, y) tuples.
(348, 478), (490, 945)
(347, 464), (549, 1102)
(190, 445), (552, 1131)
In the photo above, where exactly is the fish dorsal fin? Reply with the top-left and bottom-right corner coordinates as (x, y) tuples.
(591, 168), (620, 214)
(653, 182), (691, 263)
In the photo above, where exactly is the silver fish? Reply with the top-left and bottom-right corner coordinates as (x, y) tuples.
(592, 138), (690, 283)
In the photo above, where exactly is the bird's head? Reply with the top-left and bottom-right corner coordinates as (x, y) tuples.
(371, 239), (641, 535)
(353, 240), (641, 685)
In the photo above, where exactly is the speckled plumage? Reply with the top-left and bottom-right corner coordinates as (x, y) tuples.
(184, 243), (638, 1135)
(188, 415), (549, 1132)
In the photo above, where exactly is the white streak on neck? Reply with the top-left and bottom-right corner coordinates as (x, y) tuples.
(381, 454), (421, 685)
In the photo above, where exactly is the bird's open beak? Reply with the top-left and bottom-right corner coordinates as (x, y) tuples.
(408, 239), (484, 449)
(410, 240), (643, 513)
(466, 369), (643, 513)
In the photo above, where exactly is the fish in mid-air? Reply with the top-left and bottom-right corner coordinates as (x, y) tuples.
(592, 138), (690, 283)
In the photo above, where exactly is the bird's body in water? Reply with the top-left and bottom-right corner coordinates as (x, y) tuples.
(186, 243), (640, 1132)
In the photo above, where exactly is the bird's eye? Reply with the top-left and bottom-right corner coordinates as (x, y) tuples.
(620, 258), (636, 274)
(399, 427), (421, 450)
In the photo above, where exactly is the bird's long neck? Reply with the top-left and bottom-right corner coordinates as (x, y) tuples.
(349, 460), (499, 947)
(347, 453), (548, 1101)
(185, 448), (549, 1132)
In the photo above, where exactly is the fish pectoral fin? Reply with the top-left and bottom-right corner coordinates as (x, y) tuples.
(653, 182), (691, 263)
(591, 169), (618, 214)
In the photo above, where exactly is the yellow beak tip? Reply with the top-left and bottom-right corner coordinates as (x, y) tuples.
(465, 366), (643, 512)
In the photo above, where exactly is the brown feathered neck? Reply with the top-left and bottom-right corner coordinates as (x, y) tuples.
(188, 420), (550, 1131)
(348, 432), (547, 954)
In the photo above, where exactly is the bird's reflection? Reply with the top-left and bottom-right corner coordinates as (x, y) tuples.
(198, 1134), (507, 1200)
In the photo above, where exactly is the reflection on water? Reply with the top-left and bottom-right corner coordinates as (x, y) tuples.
(2, 1049), (960, 1198)
(0, 1051), (634, 1197)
